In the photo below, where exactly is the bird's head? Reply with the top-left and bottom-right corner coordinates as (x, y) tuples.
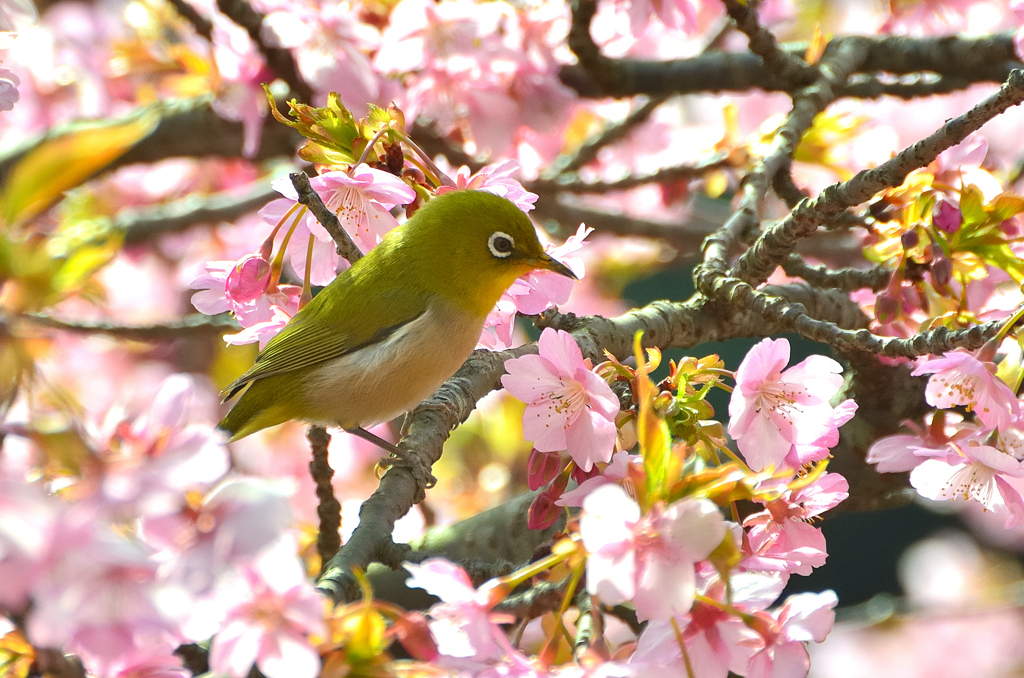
(400, 189), (577, 316)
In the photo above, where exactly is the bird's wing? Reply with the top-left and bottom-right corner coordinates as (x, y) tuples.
(220, 282), (428, 401)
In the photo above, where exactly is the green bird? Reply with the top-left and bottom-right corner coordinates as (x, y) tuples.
(219, 189), (576, 447)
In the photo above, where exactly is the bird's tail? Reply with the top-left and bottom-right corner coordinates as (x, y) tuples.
(218, 381), (291, 442)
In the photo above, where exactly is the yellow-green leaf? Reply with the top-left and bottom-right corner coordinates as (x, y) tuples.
(0, 111), (159, 227)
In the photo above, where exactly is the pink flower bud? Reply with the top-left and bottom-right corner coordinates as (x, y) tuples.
(393, 612), (438, 661)
(930, 255), (952, 288)
(900, 229), (919, 249)
(226, 253), (272, 304)
(527, 490), (562, 530)
(933, 198), (962, 233)
(527, 449), (561, 491)
(875, 290), (899, 324)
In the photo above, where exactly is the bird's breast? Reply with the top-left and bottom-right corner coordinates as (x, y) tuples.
(300, 303), (485, 429)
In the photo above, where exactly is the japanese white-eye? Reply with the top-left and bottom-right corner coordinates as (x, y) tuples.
(219, 189), (577, 443)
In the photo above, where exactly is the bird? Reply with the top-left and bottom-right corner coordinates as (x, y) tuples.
(218, 189), (577, 450)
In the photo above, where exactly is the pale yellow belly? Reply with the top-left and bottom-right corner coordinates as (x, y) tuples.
(299, 303), (483, 429)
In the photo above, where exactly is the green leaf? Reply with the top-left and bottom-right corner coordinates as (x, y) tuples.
(635, 331), (672, 505)
(0, 111), (158, 227)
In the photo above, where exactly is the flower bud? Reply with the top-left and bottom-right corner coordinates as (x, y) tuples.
(933, 198), (962, 233)
(900, 229), (919, 249)
(392, 612), (438, 661)
(226, 253), (271, 304)
(875, 290), (899, 324)
(527, 448), (561, 491)
(930, 255), (952, 288)
(527, 490), (561, 530)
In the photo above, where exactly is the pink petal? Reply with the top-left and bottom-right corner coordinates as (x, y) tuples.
(633, 554), (696, 621)
(537, 328), (585, 379)
(564, 408), (615, 471)
(735, 338), (790, 395)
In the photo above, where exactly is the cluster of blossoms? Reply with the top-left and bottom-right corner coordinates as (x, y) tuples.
(387, 334), (852, 678)
(188, 97), (593, 351)
(867, 339), (1024, 526)
(0, 375), (326, 678)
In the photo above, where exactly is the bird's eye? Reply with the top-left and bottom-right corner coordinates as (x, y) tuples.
(488, 231), (515, 258)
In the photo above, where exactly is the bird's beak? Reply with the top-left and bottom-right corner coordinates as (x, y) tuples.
(533, 253), (578, 280)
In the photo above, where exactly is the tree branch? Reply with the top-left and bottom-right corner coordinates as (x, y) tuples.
(289, 172), (364, 263)
(117, 182), (279, 244)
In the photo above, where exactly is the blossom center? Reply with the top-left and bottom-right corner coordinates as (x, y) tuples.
(933, 372), (980, 408)
(544, 379), (588, 420)
(755, 381), (806, 424)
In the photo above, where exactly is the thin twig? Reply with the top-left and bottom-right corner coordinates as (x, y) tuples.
(729, 68), (1024, 286)
(117, 182), (279, 244)
(289, 172), (364, 264)
(308, 425), (342, 570)
(18, 313), (240, 340)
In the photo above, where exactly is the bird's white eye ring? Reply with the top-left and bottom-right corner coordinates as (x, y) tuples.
(488, 231), (515, 258)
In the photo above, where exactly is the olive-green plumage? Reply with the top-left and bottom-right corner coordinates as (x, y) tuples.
(218, 189), (575, 441)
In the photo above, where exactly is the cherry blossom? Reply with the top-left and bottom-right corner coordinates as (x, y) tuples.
(206, 538), (327, 678)
(210, 17), (272, 158)
(91, 374), (230, 519)
(405, 558), (516, 662)
(580, 484), (726, 621)
(910, 440), (1024, 527)
(436, 160), (539, 213)
(912, 349), (1020, 431)
(502, 328), (619, 472)
(866, 411), (963, 473)
(140, 477), (294, 594)
(263, 166), (416, 285)
(631, 570), (787, 678)
(728, 338), (846, 472)
(741, 474), (847, 578)
(737, 591), (838, 678)
(189, 259), (301, 329)
(224, 304), (294, 349)
(26, 523), (184, 677)
(0, 478), (60, 610)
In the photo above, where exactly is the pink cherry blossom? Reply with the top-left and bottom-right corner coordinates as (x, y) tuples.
(26, 523), (184, 677)
(108, 653), (190, 678)
(189, 258), (301, 328)
(210, 17), (273, 158)
(506, 224), (592, 316)
(783, 398), (858, 468)
(140, 477), (294, 594)
(912, 349), (1020, 431)
(259, 0), (382, 108)
(557, 449), (640, 508)
(632, 571), (787, 678)
(405, 558), (515, 662)
(502, 328), (619, 472)
(92, 374), (229, 519)
(207, 539), (327, 678)
(224, 304), (294, 350)
(728, 338), (846, 472)
(737, 591), (838, 678)
(0, 478), (60, 610)
(436, 160), (539, 213)
(580, 484), (726, 621)
(866, 411), (963, 473)
(741, 474), (846, 577)
(910, 441), (1024, 527)
(225, 252), (272, 304)
(264, 166), (416, 285)
(621, 0), (700, 34)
